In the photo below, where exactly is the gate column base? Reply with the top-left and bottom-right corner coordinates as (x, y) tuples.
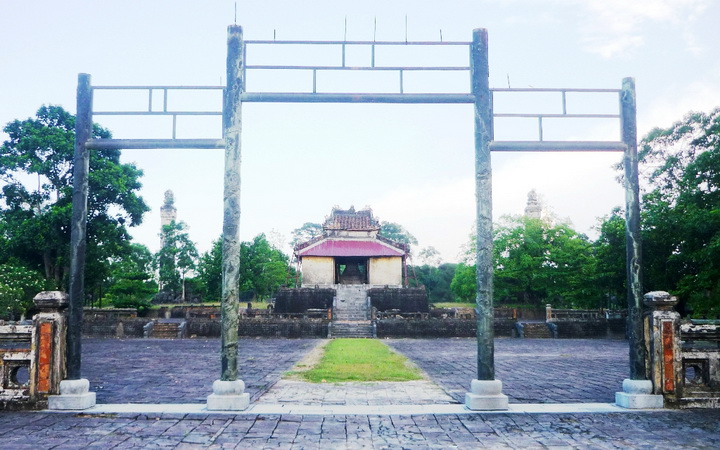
(465, 379), (509, 411)
(48, 379), (96, 410)
(207, 380), (250, 411)
(615, 379), (664, 409)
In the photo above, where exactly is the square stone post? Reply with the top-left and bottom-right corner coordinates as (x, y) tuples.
(615, 291), (670, 409)
(465, 28), (508, 411)
(41, 291), (96, 410)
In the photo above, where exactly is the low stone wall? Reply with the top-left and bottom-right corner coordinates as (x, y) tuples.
(377, 319), (517, 338)
(83, 317), (329, 339)
(237, 319), (328, 338)
(274, 288), (335, 313)
(553, 319), (627, 339)
(82, 318), (147, 338)
(369, 288), (429, 313)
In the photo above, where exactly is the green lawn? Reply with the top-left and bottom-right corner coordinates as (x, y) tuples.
(298, 339), (423, 383)
(433, 302), (475, 308)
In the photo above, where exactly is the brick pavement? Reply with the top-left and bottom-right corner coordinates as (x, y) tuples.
(82, 338), (318, 403)
(3, 337), (719, 448)
(388, 338), (629, 403)
(2, 410), (719, 448)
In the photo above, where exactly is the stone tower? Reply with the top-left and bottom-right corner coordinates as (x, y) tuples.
(524, 189), (542, 219)
(160, 190), (177, 245)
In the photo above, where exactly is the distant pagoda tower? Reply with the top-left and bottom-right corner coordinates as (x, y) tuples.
(524, 189), (542, 219)
(160, 190), (177, 246)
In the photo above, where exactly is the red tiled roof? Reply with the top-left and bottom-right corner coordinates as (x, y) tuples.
(323, 207), (380, 231)
(298, 239), (405, 257)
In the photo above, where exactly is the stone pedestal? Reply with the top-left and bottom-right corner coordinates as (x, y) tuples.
(207, 379), (250, 411)
(615, 379), (664, 409)
(465, 379), (509, 410)
(48, 379), (96, 410)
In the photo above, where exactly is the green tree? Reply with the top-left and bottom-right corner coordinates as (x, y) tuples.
(637, 108), (720, 317)
(0, 105), (149, 295)
(417, 246), (442, 266)
(593, 208), (627, 309)
(451, 216), (599, 308)
(379, 221), (418, 252)
(0, 263), (47, 320)
(450, 263), (477, 303)
(290, 222), (323, 247)
(493, 216), (597, 308)
(103, 243), (157, 313)
(197, 238), (222, 302)
(156, 221), (198, 301)
(411, 262), (457, 303)
(240, 233), (295, 300)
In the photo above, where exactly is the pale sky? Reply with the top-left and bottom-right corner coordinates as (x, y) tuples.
(1, 0), (719, 263)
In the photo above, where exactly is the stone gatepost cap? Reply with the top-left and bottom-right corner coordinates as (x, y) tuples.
(643, 291), (678, 309)
(33, 291), (69, 310)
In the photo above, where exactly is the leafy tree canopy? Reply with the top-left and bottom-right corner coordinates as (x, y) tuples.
(379, 221), (418, 251)
(637, 107), (720, 317)
(290, 222), (323, 248)
(156, 220), (198, 299)
(0, 105), (149, 293)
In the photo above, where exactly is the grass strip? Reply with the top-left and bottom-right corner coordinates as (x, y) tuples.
(300, 339), (423, 383)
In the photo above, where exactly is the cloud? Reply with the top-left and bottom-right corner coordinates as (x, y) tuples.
(575, 0), (709, 58)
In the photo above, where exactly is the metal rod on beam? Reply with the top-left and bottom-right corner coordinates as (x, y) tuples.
(489, 141), (627, 152)
(472, 28), (495, 382)
(67, 73), (93, 380)
(621, 77), (646, 380)
(240, 93), (475, 103)
(221, 24), (244, 382)
(85, 139), (225, 150)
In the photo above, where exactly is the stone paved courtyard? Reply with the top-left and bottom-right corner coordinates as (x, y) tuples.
(81, 337), (628, 405)
(387, 338), (629, 404)
(2, 337), (719, 448)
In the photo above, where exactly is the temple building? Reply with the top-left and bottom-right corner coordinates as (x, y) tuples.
(294, 207), (409, 287)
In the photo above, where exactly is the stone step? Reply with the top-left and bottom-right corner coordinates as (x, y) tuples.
(521, 322), (553, 339)
(330, 321), (374, 338)
(150, 322), (183, 339)
(334, 314), (368, 321)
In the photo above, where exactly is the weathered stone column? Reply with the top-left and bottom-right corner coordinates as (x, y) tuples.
(207, 24), (249, 411)
(465, 28), (508, 411)
(614, 77), (662, 409)
(615, 291), (668, 409)
(621, 77), (646, 381)
(49, 75), (97, 411)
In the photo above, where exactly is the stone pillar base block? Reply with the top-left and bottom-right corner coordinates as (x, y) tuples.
(465, 379), (509, 411)
(48, 379), (96, 410)
(206, 379), (250, 411)
(615, 379), (664, 409)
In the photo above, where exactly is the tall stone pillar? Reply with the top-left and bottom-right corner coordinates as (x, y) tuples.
(465, 28), (508, 411)
(207, 24), (249, 411)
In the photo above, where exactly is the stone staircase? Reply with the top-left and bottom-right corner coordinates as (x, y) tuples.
(330, 285), (375, 338)
(148, 319), (186, 339)
(519, 321), (554, 339)
(330, 321), (375, 338)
